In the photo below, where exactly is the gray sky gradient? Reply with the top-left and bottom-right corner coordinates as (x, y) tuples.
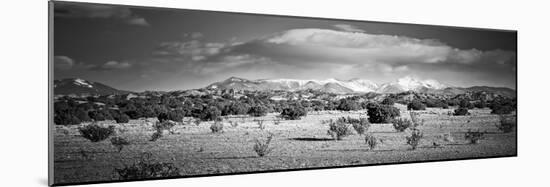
(53, 2), (517, 91)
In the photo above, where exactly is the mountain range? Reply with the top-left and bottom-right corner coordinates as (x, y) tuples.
(54, 78), (130, 95)
(54, 77), (516, 97)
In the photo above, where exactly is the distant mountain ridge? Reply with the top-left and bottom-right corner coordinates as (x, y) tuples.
(54, 78), (130, 95)
(207, 76), (515, 96)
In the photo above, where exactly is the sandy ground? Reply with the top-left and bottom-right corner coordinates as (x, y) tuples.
(53, 106), (516, 184)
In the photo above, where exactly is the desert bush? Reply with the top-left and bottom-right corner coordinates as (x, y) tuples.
(464, 129), (485, 144)
(459, 99), (475, 109)
(201, 106), (222, 121)
(409, 112), (424, 128)
(474, 100), (488, 109)
(274, 118), (281, 125)
(340, 117), (370, 135)
(154, 120), (177, 133)
(424, 99), (449, 109)
(392, 118), (412, 132)
(407, 100), (426, 111)
(366, 103), (400, 123)
(115, 152), (180, 180)
(79, 123), (115, 142)
(248, 105), (268, 117)
(210, 121), (224, 133)
(381, 97), (395, 105)
(337, 99), (361, 111)
(406, 129), (423, 150)
(253, 133), (275, 157)
(54, 112), (81, 125)
(255, 119), (265, 130)
(193, 119), (201, 126)
(491, 105), (515, 115)
(364, 133), (377, 150)
(453, 107), (470, 116)
(110, 137), (130, 152)
(229, 120), (239, 128)
(327, 120), (353, 140)
(149, 131), (162, 142)
(280, 105), (307, 120)
(110, 110), (130, 123)
(497, 115), (515, 133)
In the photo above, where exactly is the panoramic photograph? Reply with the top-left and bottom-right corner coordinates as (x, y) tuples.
(51, 1), (517, 185)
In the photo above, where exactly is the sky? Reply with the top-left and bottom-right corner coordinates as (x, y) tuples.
(53, 2), (517, 92)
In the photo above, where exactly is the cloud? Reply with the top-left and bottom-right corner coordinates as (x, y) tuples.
(333, 24), (365, 32)
(88, 60), (133, 71)
(54, 3), (149, 26)
(54, 56), (74, 70)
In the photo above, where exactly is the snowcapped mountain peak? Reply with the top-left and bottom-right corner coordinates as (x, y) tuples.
(208, 76), (449, 94)
(73, 78), (93, 88)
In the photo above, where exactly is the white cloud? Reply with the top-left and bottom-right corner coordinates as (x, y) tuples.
(54, 56), (74, 70)
(333, 24), (365, 32)
(101, 61), (132, 69)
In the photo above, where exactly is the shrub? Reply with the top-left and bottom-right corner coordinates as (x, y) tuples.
(79, 123), (115, 142)
(202, 106), (222, 121)
(253, 133), (275, 157)
(464, 129), (485, 144)
(111, 110), (130, 123)
(406, 129), (423, 150)
(364, 133), (377, 150)
(255, 119), (265, 130)
(366, 103), (400, 123)
(409, 112), (424, 128)
(459, 99), (475, 109)
(337, 99), (361, 111)
(327, 120), (353, 140)
(193, 119), (201, 126)
(381, 97), (395, 105)
(229, 120), (239, 128)
(392, 118), (412, 132)
(497, 115), (515, 133)
(424, 99), (449, 109)
(110, 137), (130, 152)
(210, 121), (224, 133)
(407, 100), (426, 111)
(248, 105), (268, 117)
(453, 107), (470, 116)
(154, 121), (177, 133)
(115, 152), (180, 180)
(149, 131), (162, 142)
(341, 117), (370, 135)
(280, 106), (307, 120)
(474, 100), (487, 109)
(54, 113), (81, 125)
(491, 105), (515, 115)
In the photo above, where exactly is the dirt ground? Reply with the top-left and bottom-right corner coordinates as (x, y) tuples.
(53, 105), (516, 184)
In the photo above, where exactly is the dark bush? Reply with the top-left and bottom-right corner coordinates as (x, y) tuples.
(381, 97), (395, 106)
(407, 100), (426, 111)
(464, 129), (485, 144)
(491, 105), (515, 115)
(280, 105), (307, 120)
(459, 99), (475, 109)
(424, 99), (448, 109)
(392, 118), (412, 132)
(112, 111), (130, 123)
(115, 152), (180, 180)
(202, 106), (222, 121)
(453, 107), (470, 116)
(364, 133), (377, 150)
(406, 129), (423, 150)
(327, 119), (353, 140)
(54, 112), (81, 125)
(248, 105), (268, 117)
(337, 99), (361, 111)
(110, 137), (130, 152)
(253, 133), (275, 157)
(79, 123), (115, 142)
(366, 103), (400, 123)
(497, 115), (515, 133)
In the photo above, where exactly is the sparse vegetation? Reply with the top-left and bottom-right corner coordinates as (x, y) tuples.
(115, 152), (180, 180)
(364, 133), (377, 150)
(110, 137), (130, 152)
(255, 119), (265, 130)
(392, 118), (412, 132)
(406, 129), (423, 150)
(253, 133), (275, 157)
(327, 119), (353, 140)
(339, 117), (370, 135)
(78, 123), (115, 142)
(497, 115), (515, 133)
(464, 129), (485, 144)
(210, 120), (224, 133)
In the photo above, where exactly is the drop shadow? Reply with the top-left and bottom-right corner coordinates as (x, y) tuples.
(289, 137), (335, 141)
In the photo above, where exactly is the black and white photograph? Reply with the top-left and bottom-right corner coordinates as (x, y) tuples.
(50, 1), (517, 185)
